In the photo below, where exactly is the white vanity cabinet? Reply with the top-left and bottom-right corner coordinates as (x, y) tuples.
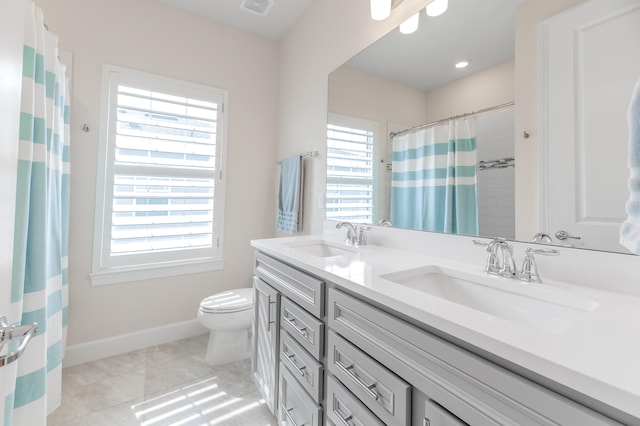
(252, 251), (325, 425)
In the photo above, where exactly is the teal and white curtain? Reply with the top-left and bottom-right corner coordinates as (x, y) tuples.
(3, 3), (70, 425)
(390, 118), (478, 235)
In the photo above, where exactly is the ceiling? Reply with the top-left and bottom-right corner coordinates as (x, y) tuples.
(154, 0), (523, 92)
(155, 0), (313, 40)
(345, 0), (524, 92)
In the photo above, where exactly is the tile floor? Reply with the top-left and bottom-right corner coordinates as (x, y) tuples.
(47, 334), (278, 426)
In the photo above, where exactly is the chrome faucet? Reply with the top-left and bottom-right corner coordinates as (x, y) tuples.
(336, 222), (357, 245)
(485, 238), (517, 278)
(479, 238), (560, 283)
(336, 222), (370, 247)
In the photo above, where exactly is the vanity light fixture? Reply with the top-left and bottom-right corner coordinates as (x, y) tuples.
(426, 0), (448, 17)
(370, 0), (392, 21)
(399, 12), (420, 34)
(455, 60), (470, 69)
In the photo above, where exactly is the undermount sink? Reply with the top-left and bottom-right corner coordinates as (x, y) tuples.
(380, 266), (598, 333)
(287, 240), (357, 258)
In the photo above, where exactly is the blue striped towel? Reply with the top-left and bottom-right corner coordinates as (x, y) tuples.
(620, 77), (640, 254)
(276, 155), (303, 233)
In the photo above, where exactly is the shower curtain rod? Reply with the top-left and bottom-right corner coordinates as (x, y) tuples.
(389, 101), (515, 139)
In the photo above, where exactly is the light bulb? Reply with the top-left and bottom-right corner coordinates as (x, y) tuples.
(399, 12), (419, 34)
(426, 0), (448, 17)
(455, 60), (470, 69)
(370, 0), (391, 21)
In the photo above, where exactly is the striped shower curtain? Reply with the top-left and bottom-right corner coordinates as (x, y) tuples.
(390, 118), (478, 235)
(3, 3), (70, 425)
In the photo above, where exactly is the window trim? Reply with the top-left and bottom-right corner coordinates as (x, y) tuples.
(91, 64), (228, 286)
(326, 112), (379, 224)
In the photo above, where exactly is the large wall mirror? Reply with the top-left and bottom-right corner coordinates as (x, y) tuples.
(326, 0), (640, 254)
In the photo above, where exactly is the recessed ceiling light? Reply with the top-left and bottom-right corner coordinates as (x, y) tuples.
(455, 60), (470, 69)
(240, 0), (274, 17)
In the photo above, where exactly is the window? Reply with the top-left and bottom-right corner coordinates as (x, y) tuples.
(91, 65), (228, 285)
(326, 113), (377, 224)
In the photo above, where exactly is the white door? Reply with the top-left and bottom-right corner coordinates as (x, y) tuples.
(540, 0), (640, 253)
(0, 0), (26, 422)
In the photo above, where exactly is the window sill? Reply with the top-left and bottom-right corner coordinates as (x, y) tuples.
(90, 257), (225, 286)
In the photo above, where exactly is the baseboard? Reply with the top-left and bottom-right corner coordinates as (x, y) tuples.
(62, 319), (207, 368)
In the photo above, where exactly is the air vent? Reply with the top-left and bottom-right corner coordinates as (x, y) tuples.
(240, 0), (274, 17)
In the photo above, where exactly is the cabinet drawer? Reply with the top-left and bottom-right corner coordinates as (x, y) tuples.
(278, 362), (322, 426)
(328, 330), (410, 426)
(280, 330), (323, 403)
(328, 288), (620, 426)
(255, 251), (324, 318)
(281, 297), (324, 360)
(326, 374), (385, 426)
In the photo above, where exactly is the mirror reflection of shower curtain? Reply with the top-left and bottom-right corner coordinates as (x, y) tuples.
(390, 118), (479, 235)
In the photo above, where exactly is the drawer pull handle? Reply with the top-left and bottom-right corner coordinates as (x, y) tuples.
(281, 406), (299, 426)
(336, 411), (354, 426)
(339, 361), (379, 401)
(285, 352), (307, 377)
(283, 315), (308, 337)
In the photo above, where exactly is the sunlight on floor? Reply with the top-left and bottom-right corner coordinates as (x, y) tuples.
(132, 376), (270, 425)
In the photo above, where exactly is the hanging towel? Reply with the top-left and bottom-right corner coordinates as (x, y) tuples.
(277, 155), (304, 233)
(620, 77), (640, 254)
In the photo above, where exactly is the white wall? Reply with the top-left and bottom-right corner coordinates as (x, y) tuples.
(34, 0), (279, 346)
(328, 64), (430, 130)
(424, 60), (515, 123)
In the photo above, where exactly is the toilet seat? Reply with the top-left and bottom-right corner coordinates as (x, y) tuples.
(200, 288), (253, 314)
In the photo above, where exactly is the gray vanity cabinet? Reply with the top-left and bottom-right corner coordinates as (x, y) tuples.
(252, 276), (280, 414)
(252, 251), (325, 424)
(328, 287), (622, 426)
(253, 249), (625, 425)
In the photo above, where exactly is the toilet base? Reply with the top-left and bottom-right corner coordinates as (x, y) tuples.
(204, 328), (250, 366)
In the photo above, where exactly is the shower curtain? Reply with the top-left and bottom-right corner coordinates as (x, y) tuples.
(3, 3), (70, 425)
(390, 118), (478, 235)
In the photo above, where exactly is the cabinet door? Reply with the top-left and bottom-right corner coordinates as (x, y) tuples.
(423, 400), (468, 426)
(252, 277), (280, 414)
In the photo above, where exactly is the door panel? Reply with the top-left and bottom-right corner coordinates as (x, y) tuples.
(541, 0), (640, 253)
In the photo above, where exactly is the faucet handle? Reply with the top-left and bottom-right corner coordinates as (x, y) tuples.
(519, 248), (541, 283)
(356, 225), (371, 246)
(518, 247), (559, 283)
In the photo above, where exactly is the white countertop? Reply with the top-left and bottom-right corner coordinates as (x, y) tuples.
(251, 234), (640, 421)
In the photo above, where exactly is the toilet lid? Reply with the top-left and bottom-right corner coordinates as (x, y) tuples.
(200, 288), (253, 313)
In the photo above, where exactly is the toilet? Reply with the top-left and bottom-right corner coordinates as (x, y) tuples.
(198, 288), (254, 366)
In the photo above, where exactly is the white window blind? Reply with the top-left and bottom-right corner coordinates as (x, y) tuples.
(326, 115), (375, 223)
(92, 65), (228, 285)
(112, 86), (218, 255)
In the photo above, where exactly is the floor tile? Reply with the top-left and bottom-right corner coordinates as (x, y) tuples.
(47, 335), (276, 426)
